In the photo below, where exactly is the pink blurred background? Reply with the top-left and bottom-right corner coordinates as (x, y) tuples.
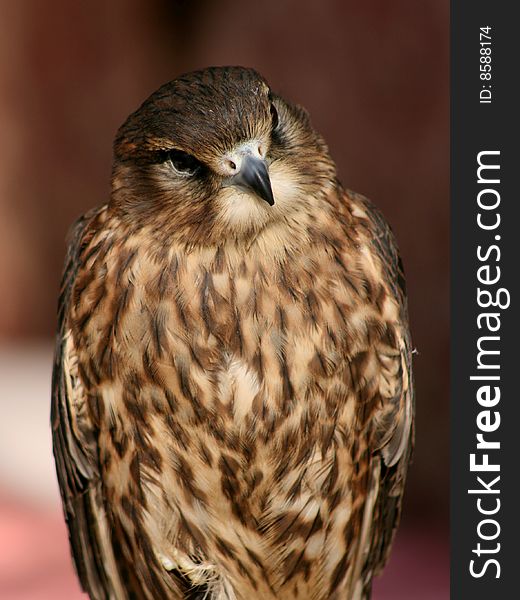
(0, 1), (449, 598)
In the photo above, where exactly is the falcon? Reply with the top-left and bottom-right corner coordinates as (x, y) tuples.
(52, 66), (414, 600)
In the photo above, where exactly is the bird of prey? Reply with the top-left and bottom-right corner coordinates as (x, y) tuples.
(52, 66), (414, 600)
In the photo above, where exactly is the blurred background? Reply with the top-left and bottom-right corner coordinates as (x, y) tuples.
(0, 1), (449, 598)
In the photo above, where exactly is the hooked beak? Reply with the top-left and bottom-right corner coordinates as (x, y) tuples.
(231, 153), (275, 206)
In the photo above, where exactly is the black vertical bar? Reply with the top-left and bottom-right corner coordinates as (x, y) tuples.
(452, 2), (518, 598)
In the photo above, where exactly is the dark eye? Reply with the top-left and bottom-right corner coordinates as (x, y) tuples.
(167, 149), (202, 176)
(270, 103), (279, 130)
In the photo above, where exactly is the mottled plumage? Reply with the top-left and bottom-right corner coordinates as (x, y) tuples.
(52, 66), (414, 600)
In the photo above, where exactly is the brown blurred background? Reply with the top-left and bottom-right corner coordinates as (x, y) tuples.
(0, 1), (449, 598)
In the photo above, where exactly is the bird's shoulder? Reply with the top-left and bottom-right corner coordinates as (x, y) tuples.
(340, 188), (407, 314)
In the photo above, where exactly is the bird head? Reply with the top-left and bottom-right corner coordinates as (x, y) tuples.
(111, 66), (336, 245)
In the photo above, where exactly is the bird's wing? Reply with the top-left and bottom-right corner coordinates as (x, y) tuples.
(51, 206), (127, 600)
(348, 192), (415, 594)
